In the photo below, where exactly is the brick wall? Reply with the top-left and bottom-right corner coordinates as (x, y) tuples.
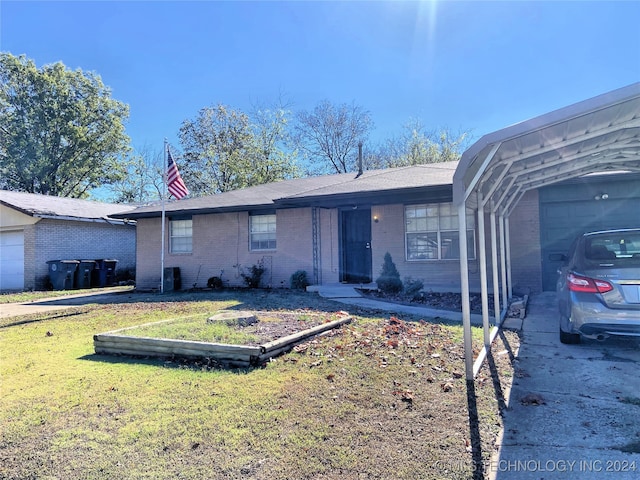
(318, 208), (339, 284)
(370, 204), (482, 292)
(134, 195), (543, 294)
(28, 219), (136, 290)
(508, 189), (542, 293)
(136, 209), (317, 291)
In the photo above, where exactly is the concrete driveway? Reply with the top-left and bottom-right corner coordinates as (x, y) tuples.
(0, 287), (134, 319)
(493, 293), (640, 479)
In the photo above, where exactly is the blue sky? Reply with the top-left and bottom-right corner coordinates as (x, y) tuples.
(2, 1), (639, 155)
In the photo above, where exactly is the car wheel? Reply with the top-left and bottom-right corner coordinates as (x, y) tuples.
(559, 328), (581, 344)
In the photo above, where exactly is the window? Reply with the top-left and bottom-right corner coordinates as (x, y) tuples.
(170, 219), (192, 253)
(250, 214), (276, 251)
(405, 203), (475, 260)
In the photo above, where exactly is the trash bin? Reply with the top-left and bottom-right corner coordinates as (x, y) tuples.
(75, 260), (96, 289)
(163, 267), (181, 292)
(46, 260), (79, 290)
(92, 259), (118, 287)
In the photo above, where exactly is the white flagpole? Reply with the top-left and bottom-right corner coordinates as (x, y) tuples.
(160, 140), (167, 293)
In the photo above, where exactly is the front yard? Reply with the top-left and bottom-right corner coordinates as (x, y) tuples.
(0, 289), (518, 479)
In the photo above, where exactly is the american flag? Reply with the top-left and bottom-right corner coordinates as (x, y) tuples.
(166, 147), (189, 200)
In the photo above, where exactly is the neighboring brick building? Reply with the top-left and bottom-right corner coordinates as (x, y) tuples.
(0, 191), (136, 291)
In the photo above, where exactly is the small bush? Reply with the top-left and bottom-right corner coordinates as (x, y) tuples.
(290, 270), (310, 290)
(241, 260), (266, 289)
(403, 276), (424, 300)
(376, 252), (402, 295)
(207, 276), (223, 289)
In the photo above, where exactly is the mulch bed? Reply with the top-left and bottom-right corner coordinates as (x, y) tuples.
(359, 289), (496, 315)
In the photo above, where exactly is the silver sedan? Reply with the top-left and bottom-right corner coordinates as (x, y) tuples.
(554, 228), (640, 344)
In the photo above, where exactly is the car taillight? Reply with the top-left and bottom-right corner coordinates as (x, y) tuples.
(567, 273), (613, 293)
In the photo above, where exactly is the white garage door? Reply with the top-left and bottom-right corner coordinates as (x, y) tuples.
(0, 230), (25, 291)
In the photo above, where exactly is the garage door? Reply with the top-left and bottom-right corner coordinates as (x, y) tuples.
(540, 176), (640, 290)
(0, 230), (25, 291)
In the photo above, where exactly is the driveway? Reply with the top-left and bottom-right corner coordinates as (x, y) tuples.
(0, 287), (134, 319)
(493, 293), (640, 479)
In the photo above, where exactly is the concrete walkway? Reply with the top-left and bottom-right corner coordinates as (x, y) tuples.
(309, 283), (487, 324)
(493, 293), (640, 479)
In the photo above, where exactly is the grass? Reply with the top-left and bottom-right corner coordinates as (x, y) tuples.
(0, 289), (518, 480)
(118, 314), (261, 345)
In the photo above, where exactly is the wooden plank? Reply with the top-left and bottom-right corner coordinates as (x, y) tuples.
(94, 346), (251, 367)
(260, 316), (351, 354)
(94, 340), (254, 361)
(94, 334), (261, 355)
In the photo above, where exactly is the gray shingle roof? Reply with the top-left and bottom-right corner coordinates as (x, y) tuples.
(112, 162), (459, 219)
(0, 190), (137, 221)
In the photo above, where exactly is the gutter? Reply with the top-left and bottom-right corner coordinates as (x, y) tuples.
(35, 214), (135, 226)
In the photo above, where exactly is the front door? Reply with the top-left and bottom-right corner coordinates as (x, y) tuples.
(341, 208), (372, 283)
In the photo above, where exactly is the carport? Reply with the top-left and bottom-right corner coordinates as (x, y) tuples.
(453, 82), (640, 381)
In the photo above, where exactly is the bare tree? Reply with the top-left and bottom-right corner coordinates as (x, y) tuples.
(294, 100), (373, 174)
(107, 144), (163, 203)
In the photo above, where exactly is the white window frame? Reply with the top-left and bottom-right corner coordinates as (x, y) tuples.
(249, 214), (276, 251)
(405, 203), (476, 261)
(169, 218), (192, 254)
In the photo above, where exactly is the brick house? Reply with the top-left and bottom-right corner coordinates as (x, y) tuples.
(115, 85), (640, 296)
(0, 190), (136, 291)
(111, 162), (638, 294)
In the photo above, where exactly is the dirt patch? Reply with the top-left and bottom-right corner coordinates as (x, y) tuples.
(360, 289), (495, 315)
(223, 311), (331, 345)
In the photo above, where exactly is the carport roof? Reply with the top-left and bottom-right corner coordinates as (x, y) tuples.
(453, 83), (640, 214)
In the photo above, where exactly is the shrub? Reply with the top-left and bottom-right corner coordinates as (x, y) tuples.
(403, 276), (424, 300)
(290, 270), (310, 290)
(375, 252), (402, 294)
(241, 260), (265, 289)
(207, 276), (223, 289)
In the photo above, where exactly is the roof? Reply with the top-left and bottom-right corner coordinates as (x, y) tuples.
(453, 82), (640, 214)
(0, 190), (137, 223)
(113, 162), (459, 219)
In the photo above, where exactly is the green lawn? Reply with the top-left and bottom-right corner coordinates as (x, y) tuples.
(0, 289), (518, 480)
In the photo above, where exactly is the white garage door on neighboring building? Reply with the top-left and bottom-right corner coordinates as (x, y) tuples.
(0, 230), (25, 291)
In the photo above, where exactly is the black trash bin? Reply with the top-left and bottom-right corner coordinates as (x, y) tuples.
(47, 260), (79, 290)
(92, 259), (118, 287)
(75, 260), (96, 289)
(163, 267), (181, 292)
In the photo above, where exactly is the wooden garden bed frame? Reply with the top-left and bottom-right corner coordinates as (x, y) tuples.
(94, 313), (352, 367)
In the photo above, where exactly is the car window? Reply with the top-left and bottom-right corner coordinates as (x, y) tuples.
(584, 232), (640, 266)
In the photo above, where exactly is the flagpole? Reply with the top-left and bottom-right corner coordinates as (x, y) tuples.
(160, 139), (167, 294)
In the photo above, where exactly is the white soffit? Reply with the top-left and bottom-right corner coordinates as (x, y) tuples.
(453, 83), (640, 214)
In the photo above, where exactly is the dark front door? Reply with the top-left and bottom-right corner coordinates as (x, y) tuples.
(341, 208), (372, 283)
